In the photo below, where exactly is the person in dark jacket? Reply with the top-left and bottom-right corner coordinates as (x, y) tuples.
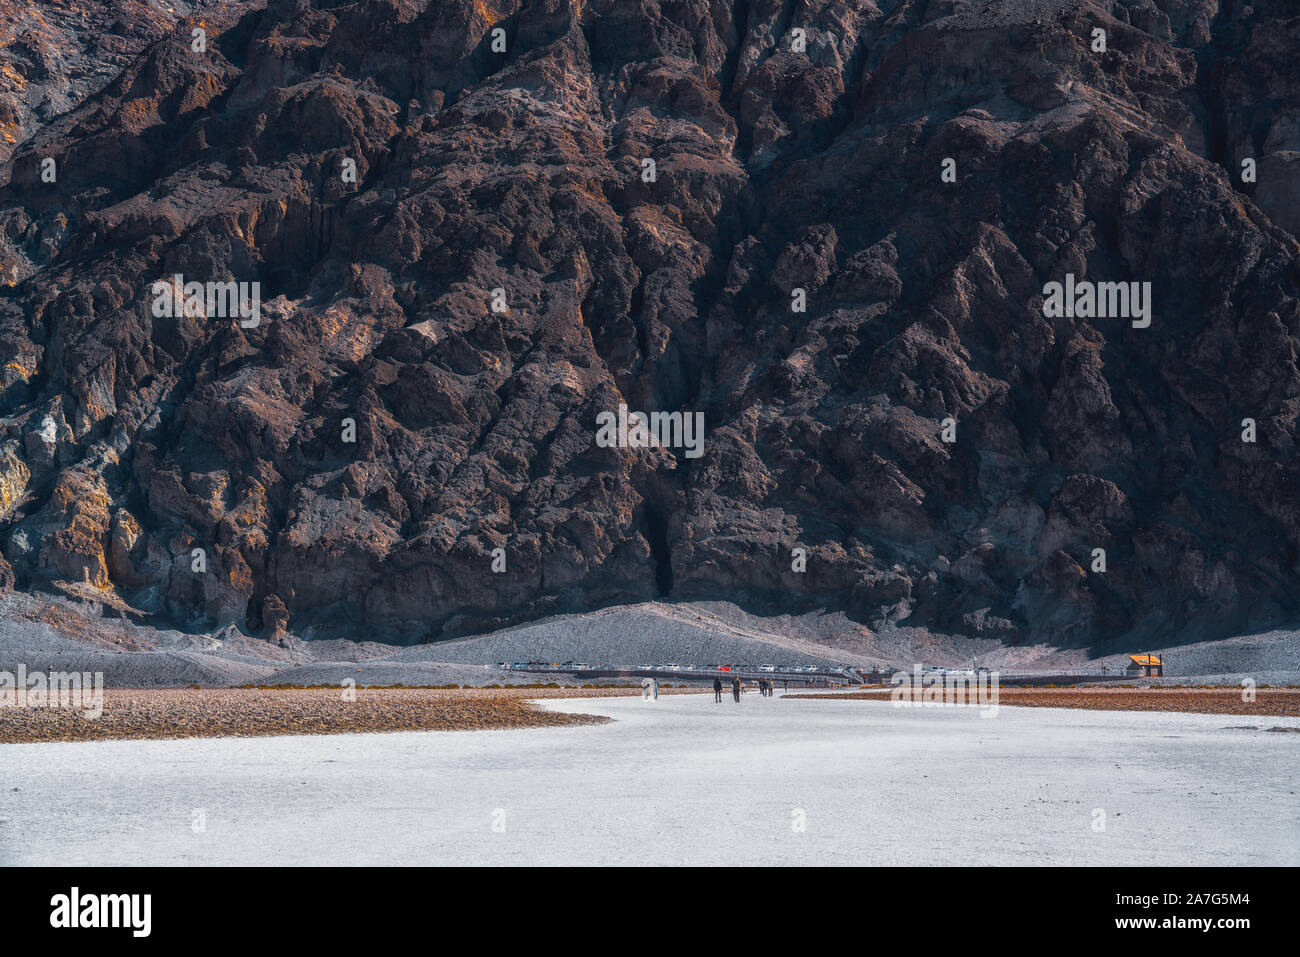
(713, 677), (723, 702)
(732, 677), (741, 702)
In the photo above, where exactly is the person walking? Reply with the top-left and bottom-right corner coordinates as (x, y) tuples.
(732, 677), (741, 703)
(714, 677), (723, 702)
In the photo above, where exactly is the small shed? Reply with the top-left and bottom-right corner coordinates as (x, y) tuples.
(1126, 654), (1164, 677)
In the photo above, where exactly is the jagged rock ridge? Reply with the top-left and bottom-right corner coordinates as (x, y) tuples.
(1, 0), (1298, 646)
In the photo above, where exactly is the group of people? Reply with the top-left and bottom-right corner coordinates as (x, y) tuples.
(712, 676), (777, 702)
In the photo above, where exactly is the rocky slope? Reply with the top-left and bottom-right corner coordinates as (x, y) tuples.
(0, 0), (1298, 648)
(0, 1), (258, 165)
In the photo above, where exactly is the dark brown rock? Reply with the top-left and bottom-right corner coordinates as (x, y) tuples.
(0, 0), (1297, 649)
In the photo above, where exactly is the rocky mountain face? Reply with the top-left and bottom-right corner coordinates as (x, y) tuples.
(0, 0), (1298, 646)
(0, 1), (257, 165)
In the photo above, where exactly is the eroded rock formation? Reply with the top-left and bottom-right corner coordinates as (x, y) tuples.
(0, 0), (1298, 645)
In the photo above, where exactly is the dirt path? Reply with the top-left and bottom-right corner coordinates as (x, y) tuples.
(0, 687), (699, 744)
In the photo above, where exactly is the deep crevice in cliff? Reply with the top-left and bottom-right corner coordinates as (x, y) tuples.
(643, 504), (674, 597)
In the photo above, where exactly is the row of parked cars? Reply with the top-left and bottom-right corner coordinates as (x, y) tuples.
(501, 661), (857, 675)
(501, 660), (593, 670)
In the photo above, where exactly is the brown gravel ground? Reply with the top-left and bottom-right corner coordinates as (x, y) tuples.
(0, 687), (701, 744)
(785, 687), (1300, 718)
